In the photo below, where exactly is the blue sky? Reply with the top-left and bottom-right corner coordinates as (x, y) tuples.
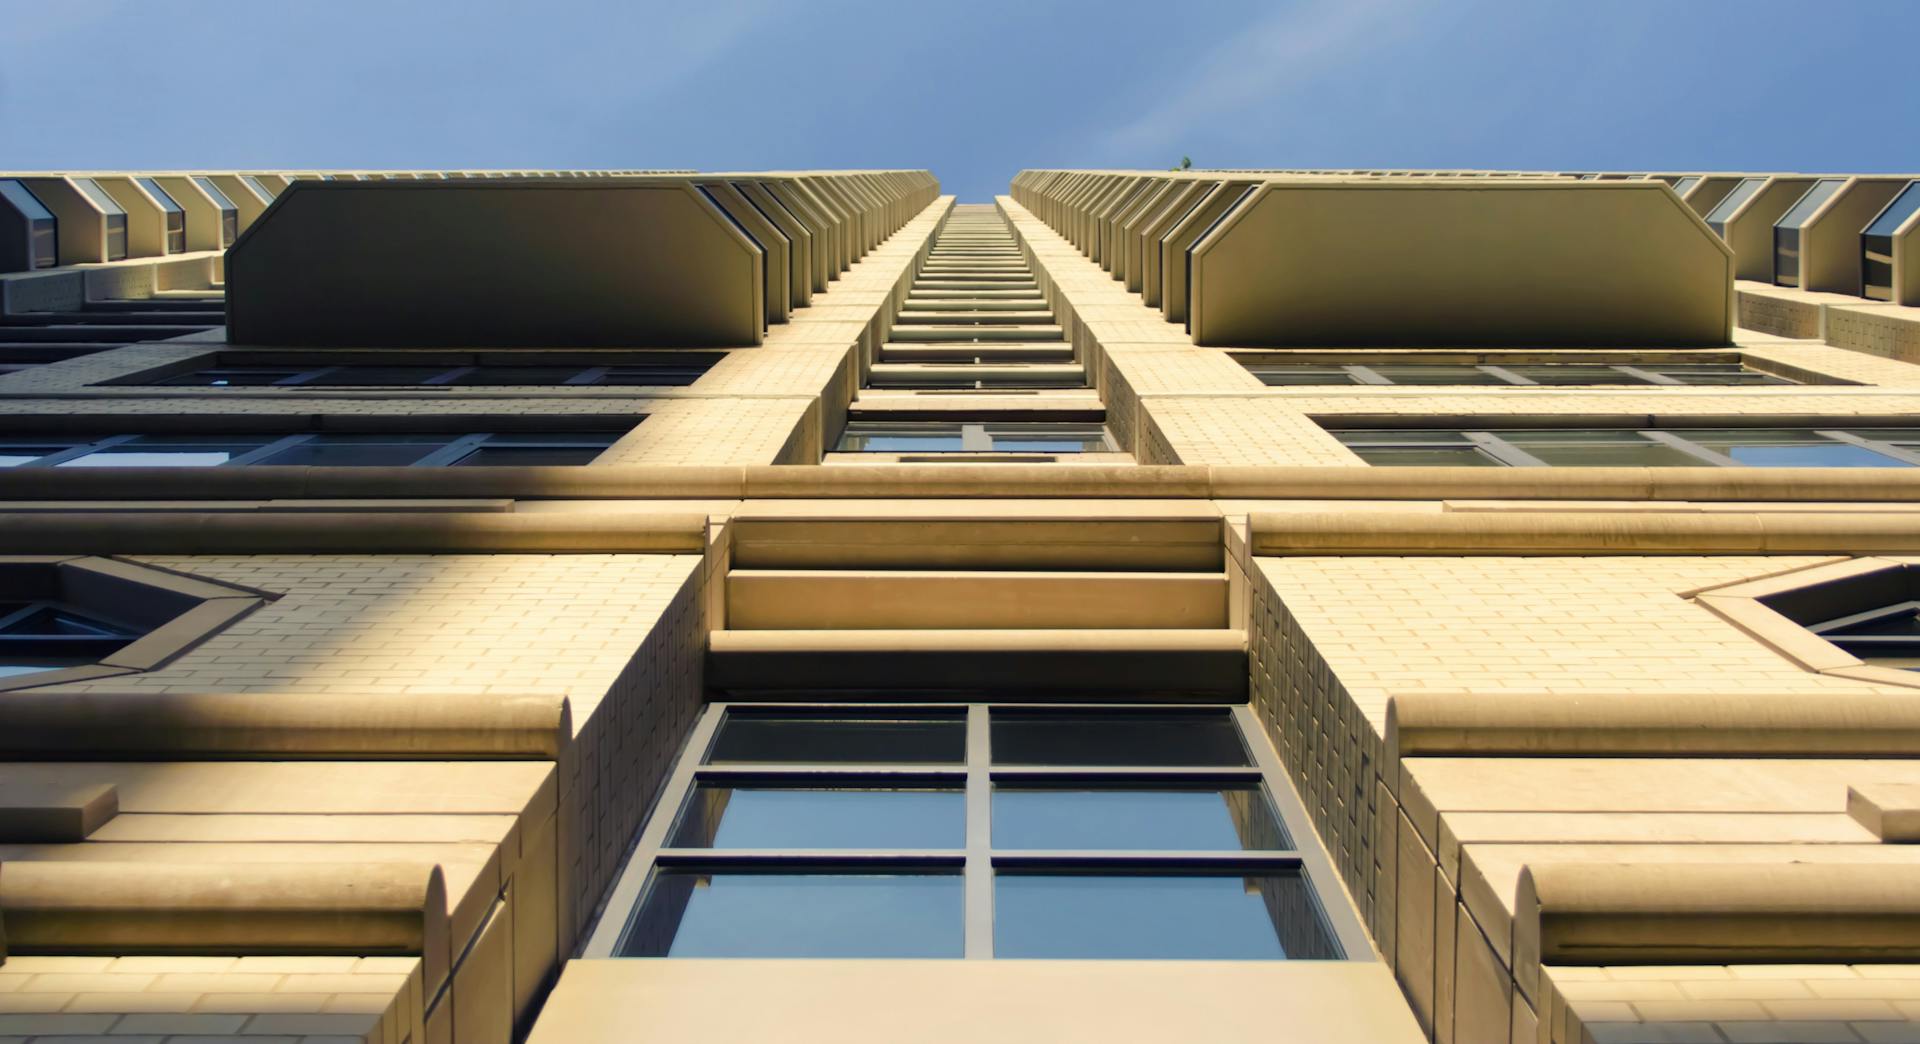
(2, 0), (1914, 202)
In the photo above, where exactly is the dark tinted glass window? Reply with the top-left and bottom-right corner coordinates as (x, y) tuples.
(1704, 178), (1766, 225)
(1499, 431), (1705, 467)
(669, 786), (964, 849)
(60, 436), (278, 468)
(1778, 179), (1846, 230)
(994, 784), (1288, 851)
(707, 711), (967, 765)
(156, 369), (308, 387)
(994, 873), (1335, 959)
(253, 434), (450, 467)
(72, 179), (124, 215)
(991, 710), (1247, 766)
(447, 445), (606, 466)
(1866, 183), (1920, 237)
(0, 179), (54, 220)
(622, 872), (963, 958)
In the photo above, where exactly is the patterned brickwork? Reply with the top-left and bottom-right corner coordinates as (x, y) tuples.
(1249, 551), (1920, 1044)
(0, 955), (422, 1043)
(595, 399), (812, 465)
(1548, 964), (1920, 1044)
(1149, 396), (1366, 466)
(46, 554), (699, 706)
(1829, 305), (1920, 366)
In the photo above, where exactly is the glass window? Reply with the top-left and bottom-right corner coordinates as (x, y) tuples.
(1243, 364), (1362, 386)
(1684, 429), (1910, 468)
(1671, 176), (1700, 196)
(1333, 426), (1920, 467)
(621, 872), (964, 958)
(190, 177), (236, 211)
(1364, 364), (1509, 386)
(1704, 177), (1766, 227)
(0, 180), (58, 270)
(669, 786), (964, 849)
(1349, 445), (1502, 466)
(60, 435), (279, 468)
(0, 179), (55, 221)
(445, 443), (609, 466)
(71, 179), (125, 216)
(993, 872), (1336, 960)
(135, 178), (184, 214)
(0, 600), (139, 671)
(1498, 430), (1706, 467)
(988, 425), (1113, 452)
(837, 421), (1114, 454)
(991, 710), (1247, 766)
(251, 434), (452, 467)
(442, 367), (590, 386)
(298, 365), (458, 385)
(1647, 365), (1792, 386)
(838, 423), (967, 452)
(0, 440), (86, 467)
(240, 175), (277, 203)
(1498, 364), (1653, 386)
(708, 710), (966, 765)
(591, 703), (1357, 962)
(1865, 182), (1920, 238)
(994, 784), (1288, 851)
(1777, 179), (1847, 230)
(156, 369), (310, 387)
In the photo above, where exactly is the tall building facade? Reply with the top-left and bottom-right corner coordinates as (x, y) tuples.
(1, 166), (1919, 1043)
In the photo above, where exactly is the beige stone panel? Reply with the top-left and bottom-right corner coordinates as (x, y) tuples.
(1455, 902), (1517, 1044)
(725, 569), (1226, 630)
(528, 959), (1424, 1043)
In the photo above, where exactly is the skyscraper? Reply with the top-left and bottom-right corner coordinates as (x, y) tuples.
(2, 166), (1920, 1043)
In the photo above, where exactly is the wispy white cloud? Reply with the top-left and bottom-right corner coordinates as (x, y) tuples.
(1094, 0), (1419, 159)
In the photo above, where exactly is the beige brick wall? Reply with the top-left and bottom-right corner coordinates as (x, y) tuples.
(1247, 552), (1919, 1043)
(0, 954), (422, 1043)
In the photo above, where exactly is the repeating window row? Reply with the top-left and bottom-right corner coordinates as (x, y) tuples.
(124, 356), (722, 388)
(1246, 361), (1794, 388)
(1334, 427), (1920, 468)
(0, 431), (621, 469)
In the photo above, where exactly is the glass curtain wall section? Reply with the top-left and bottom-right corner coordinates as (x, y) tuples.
(1333, 427), (1920, 467)
(587, 703), (1368, 962)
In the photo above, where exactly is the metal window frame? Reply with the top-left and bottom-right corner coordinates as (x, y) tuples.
(1249, 360), (1785, 388)
(1336, 427), (1920, 469)
(581, 701), (1373, 962)
(0, 598), (140, 666)
(8, 432), (609, 469)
